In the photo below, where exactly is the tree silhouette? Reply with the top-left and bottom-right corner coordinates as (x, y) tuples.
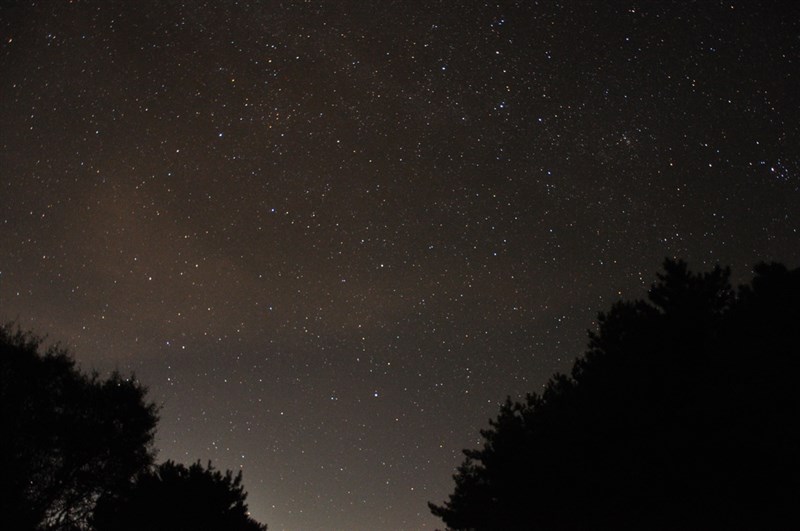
(92, 460), (267, 531)
(430, 259), (800, 531)
(1, 325), (269, 530)
(0, 325), (158, 531)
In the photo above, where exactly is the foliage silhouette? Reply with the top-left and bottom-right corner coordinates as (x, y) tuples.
(430, 259), (800, 531)
(0, 325), (268, 530)
(92, 460), (267, 531)
(0, 325), (158, 531)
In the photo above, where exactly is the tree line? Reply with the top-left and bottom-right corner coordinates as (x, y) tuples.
(3, 258), (799, 530)
(430, 259), (800, 530)
(0, 326), (266, 530)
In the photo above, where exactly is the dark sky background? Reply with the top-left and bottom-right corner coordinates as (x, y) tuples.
(1, 1), (798, 529)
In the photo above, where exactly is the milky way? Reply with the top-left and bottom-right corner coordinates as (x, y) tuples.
(1, 1), (798, 529)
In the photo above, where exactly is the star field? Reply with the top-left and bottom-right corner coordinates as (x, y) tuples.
(1, 1), (799, 529)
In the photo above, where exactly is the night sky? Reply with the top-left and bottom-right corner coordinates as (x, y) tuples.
(1, 1), (798, 529)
